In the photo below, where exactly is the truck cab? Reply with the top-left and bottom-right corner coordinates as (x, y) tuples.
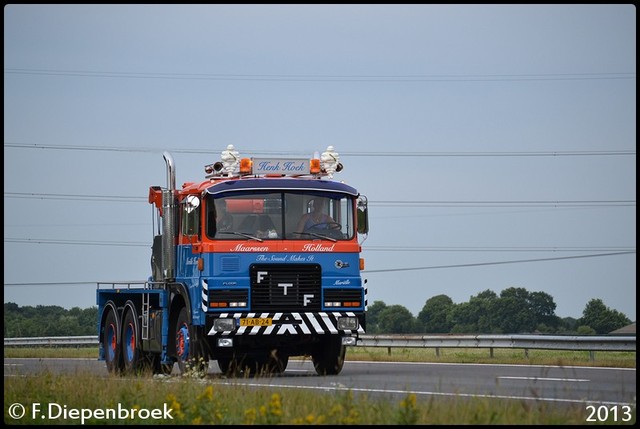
(98, 146), (369, 377)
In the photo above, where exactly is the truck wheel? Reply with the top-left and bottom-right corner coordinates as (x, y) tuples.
(241, 351), (289, 377)
(265, 349), (289, 374)
(152, 355), (174, 375)
(275, 353), (289, 374)
(217, 357), (231, 374)
(122, 307), (142, 374)
(312, 337), (346, 376)
(217, 357), (242, 376)
(174, 307), (208, 376)
(103, 307), (122, 374)
(174, 307), (191, 374)
(238, 356), (260, 377)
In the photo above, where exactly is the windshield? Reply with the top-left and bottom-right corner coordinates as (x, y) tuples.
(206, 192), (354, 241)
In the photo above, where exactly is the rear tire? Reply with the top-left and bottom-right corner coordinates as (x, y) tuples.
(122, 307), (142, 374)
(103, 306), (122, 374)
(152, 355), (174, 375)
(312, 337), (346, 375)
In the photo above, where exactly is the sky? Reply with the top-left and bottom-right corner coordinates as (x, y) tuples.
(3, 4), (636, 322)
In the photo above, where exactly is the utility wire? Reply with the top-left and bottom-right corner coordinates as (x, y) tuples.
(3, 251), (635, 286)
(4, 238), (149, 247)
(4, 142), (635, 157)
(4, 281), (138, 286)
(5, 238), (635, 253)
(4, 68), (636, 82)
(362, 251), (636, 273)
(3, 192), (635, 207)
(364, 246), (636, 252)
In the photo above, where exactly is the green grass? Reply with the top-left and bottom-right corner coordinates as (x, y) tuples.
(4, 346), (636, 368)
(4, 347), (636, 424)
(348, 346), (637, 368)
(5, 370), (635, 425)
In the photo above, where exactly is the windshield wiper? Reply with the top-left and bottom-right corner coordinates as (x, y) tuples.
(293, 231), (337, 242)
(218, 231), (264, 242)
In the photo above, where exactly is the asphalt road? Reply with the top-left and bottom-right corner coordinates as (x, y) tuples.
(4, 357), (635, 409)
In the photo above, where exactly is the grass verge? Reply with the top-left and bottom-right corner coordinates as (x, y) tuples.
(6, 370), (635, 425)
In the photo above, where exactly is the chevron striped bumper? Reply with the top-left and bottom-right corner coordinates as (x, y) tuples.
(207, 311), (365, 336)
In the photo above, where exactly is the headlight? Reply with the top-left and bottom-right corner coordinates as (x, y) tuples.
(217, 338), (233, 347)
(213, 318), (235, 332)
(337, 316), (359, 330)
(341, 336), (357, 346)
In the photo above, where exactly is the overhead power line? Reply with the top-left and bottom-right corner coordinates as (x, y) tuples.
(362, 251), (636, 273)
(3, 251), (635, 285)
(4, 68), (636, 82)
(4, 142), (636, 157)
(5, 238), (634, 253)
(4, 281), (138, 287)
(372, 200), (636, 207)
(364, 246), (636, 252)
(4, 238), (149, 247)
(4, 192), (635, 207)
(4, 192), (145, 202)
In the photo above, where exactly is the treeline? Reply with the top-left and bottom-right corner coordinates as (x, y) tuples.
(4, 303), (98, 338)
(3, 287), (633, 337)
(366, 287), (632, 335)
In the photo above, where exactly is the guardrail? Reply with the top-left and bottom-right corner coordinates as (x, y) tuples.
(358, 334), (636, 351)
(358, 334), (636, 361)
(4, 336), (99, 347)
(4, 334), (635, 352)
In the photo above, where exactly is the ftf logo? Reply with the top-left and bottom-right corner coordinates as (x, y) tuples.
(256, 271), (314, 306)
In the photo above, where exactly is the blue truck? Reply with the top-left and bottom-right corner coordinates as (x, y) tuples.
(96, 145), (369, 376)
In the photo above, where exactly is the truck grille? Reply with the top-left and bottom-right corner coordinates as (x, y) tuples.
(250, 264), (321, 311)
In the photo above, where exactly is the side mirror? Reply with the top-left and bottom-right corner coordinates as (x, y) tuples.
(357, 195), (369, 234)
(185, 195), (200, 213)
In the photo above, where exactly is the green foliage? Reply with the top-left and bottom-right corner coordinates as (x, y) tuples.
(377, 304), (421, 333)
(5, 289), (634, 338)
(365, 300), (387, 334)
(576, 325), (597, 335)
(576, 299), (632, 334)
(7, 371), (628, 425)
(417, 294), (453, 333)
(428, 288), (630, 335)
(4, 303), (98, 337)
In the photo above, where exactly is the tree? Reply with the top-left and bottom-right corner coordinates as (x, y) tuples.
(448, 290), (500, 333)
(417, 294), (453, 333)
(469, 290), (499, 333)
(490, 287), (563, 334)
(577, 299), (631, 334)
(4, 302), (100, 337)
(377, 305), (419, 333)
(448, 302), (478, 333)
(365, 300), (387, 334)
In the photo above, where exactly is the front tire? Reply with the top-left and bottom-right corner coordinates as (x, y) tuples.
(312, 336), (346, 376)
(174, 307), (208, 376)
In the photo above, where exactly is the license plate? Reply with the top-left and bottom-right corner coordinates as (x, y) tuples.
(239, 317), (272, 327)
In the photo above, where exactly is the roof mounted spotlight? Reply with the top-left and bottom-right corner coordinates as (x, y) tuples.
(205, 161), (225, 175)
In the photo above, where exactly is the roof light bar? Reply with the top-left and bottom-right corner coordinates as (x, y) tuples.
(205, 145), (344, 178)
